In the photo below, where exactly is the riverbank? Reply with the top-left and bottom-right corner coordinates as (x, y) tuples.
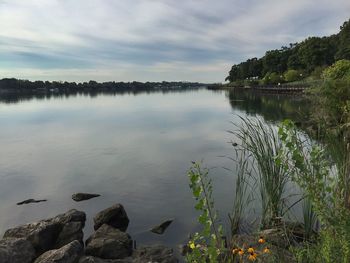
(207, 83), (308, 94)
(0, 204), (178, 263)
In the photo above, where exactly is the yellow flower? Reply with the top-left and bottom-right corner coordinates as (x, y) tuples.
(248, 252), (258, 261)
(258, 236), (265, 244)
(247, 247), (255, 253)
(232, 248), (239, 254)
(238, 248), (245, 256)
(189, 241), (195, 249)
(263, 247), (271, 254)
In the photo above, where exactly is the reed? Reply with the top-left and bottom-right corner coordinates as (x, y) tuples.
(231, 117), (290, 228)
(228, 149), (252, 236)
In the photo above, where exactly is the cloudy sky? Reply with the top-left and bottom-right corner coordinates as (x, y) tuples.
(0, 0), (349, 82)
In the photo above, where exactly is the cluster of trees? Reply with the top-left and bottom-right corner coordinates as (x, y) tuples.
(226, 19), (350, 84)
(0, 78), (202, 93)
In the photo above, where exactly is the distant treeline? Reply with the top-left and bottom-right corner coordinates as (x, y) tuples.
(0, 78), (203, 93)
(226, 19), (350, 84)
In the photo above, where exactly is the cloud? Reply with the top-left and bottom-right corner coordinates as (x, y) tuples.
(0, 0), (349, 82)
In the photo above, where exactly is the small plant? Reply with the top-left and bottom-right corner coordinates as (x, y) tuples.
(186, 161), (275, 263)
(186, 162), (224, 263)
(278, 119), (350, 263)
(231, 236), (274, 262)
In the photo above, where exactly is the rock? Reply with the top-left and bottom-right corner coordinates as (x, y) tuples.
(94, 204), (129, 231)
(72, 193), (101, 202)
(133, 245), (178, 263)
(85, 224), (132, 259)
(0, 238), (36, 263)
(150, 219), (174, 234)
(3, 209), (86, 254)
(79, 256), (132, 263)
(34, 240), (83, 263)
(56, 221), (85, 248)
(17, 199), (47, 205)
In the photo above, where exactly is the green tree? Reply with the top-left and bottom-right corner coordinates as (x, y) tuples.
(335, 19), (350, 60)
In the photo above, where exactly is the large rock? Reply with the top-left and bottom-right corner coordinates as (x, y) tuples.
(3, 209), (86, 254)
(0, 238), (36, 263)
(34, 240), (83, 263)
(94, 204), (129, 231)
(85, 224), (132, 259)
(56, 221), (85, 248)
(132, 246), (178, 263)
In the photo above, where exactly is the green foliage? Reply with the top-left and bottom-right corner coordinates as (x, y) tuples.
(322, 59), (350, 80)
(233, 117), (289, 228)
(226, 18), (350, 83)
(186, 162), (224, 263)
(263, 72), (284, 85)
(335, 20), (350, 60)
(310, 66), (326, 79)
(301, 198), (317, 241)
(284, 69), (301, 82)
(277, 120), (350, 263)
(309, 61), (350, 134)
(228, 150), (251, 236)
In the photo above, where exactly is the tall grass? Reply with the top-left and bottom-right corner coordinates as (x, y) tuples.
(302, 198), (317, 241)
(231, 117), (290, 228)
(228, 149), (252, 236)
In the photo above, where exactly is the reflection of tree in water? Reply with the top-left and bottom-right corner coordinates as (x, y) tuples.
(0, 86), (203, 104)
(226, 88), (311, 124)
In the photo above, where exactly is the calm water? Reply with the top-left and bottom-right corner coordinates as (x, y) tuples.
(0, 88), (307, 249)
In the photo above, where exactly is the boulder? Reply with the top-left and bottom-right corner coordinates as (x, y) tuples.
(94, 204), (129, 231)
(56, 221), (85, 248)
(3, 209), (86, 254)
(0, 238), (36, 263)
(34, 240), (83, 263)
(150, 219), (174, 235)
(132, 245), (178, 263)
(72, 193), (100, 202)
(85, 224), (132, 259)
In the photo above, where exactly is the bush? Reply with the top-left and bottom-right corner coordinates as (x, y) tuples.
(263, 72), (284, 85)
(284, 69), (301, 82)
(322, 59), (350, 80)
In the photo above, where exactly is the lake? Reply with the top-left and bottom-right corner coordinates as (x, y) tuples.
(0, 88), (307, 250)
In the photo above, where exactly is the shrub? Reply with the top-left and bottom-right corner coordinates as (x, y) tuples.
(284, 69), (301, 82)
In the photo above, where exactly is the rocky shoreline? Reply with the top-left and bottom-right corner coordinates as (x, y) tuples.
(0, 204), (178, 263)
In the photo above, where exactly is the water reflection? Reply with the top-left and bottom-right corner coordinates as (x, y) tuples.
(226, 88), (310, 123)
(0, 88), (308, 251)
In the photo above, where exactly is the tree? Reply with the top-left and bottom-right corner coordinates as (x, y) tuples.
(335, 19), (350, 60)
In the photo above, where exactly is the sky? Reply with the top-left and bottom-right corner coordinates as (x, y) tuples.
(0, 0), (349, 83)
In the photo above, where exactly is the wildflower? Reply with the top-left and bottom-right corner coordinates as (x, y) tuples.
(232, 248), (239, 254)
(247, 247), (255, 253)
(258, 236), (265, 244)
(189, 241), (195, 249)
(238, 248), (244, 256)
(263, 247), (271, 254)
(248, 252), (258, 261)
